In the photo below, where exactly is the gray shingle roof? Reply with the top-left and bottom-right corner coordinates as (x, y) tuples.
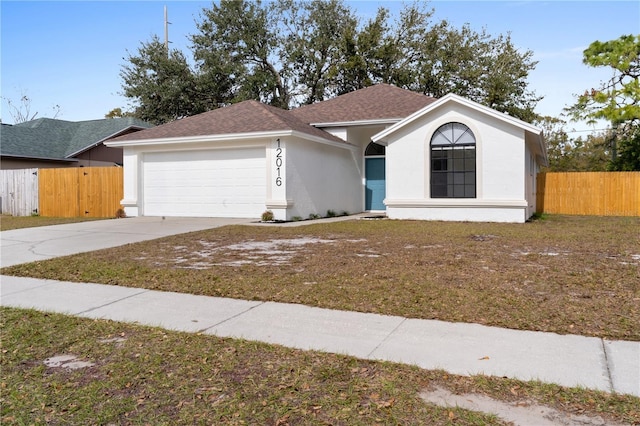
(291, 84), (437, 123)
(1, 117), (152, 160)
(109, 85), (437, 145)
(109, 100), (346, 144)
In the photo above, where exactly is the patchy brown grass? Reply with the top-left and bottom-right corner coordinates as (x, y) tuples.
(2, 215), (639, 340)
(0, 215), (106, 231)
(2, 307), (638, 425)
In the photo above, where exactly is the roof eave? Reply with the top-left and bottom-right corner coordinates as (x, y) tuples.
(106, 129), (355, 149)
(1, 153), (78, 163)
(311, 118), (402, 128)
(65, 125), (147, 158)
(290, 131), (357, 150)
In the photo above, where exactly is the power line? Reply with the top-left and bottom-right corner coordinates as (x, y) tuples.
(566, 128), (610, 133)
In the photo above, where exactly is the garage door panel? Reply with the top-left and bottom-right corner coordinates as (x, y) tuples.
(142, 148), (266, 218)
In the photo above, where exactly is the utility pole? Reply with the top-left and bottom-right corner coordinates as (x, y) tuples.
(164, 5), (169, 52)
(611, 121), (618, 163)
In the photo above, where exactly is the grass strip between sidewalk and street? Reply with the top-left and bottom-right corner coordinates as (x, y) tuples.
(2, 307), (638, 425)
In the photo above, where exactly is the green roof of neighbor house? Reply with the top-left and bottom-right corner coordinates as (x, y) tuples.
(1, 117), (152, 161)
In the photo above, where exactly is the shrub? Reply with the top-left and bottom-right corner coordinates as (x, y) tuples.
(261, 210), (274, 221)
(326, 209), (336, 218)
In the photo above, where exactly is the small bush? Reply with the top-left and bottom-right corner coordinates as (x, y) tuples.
(261, 210), (274, 222)
(530, 212), (548, 221)
(326, 209), (336, 218)
(292, 216), (303, 222)
(115, 208), (127, 218)
(308, 213), (321, 220)
(340, 211), (349, 217)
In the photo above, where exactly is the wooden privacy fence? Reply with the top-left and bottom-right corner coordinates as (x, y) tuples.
(0, 168), (39, 216)
(537, 172), (640, 216)
(38, 167), (123, 217)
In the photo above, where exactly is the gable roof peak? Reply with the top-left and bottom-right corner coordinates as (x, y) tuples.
(291, 84), (436, 124)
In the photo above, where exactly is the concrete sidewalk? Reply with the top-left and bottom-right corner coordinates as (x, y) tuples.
(2, 275), (638, 397)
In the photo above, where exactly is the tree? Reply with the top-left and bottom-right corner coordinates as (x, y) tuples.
(192, 0), (287, 108)
(2, 93), (60, 123)
(537, 116), (610, 172)
(609, 125), (640, 171)
(277, 0), (359, 104)
(105, 107), (133, 119)
(412, 22), (540, 121)
(120, 36), (217, 125)
(566, 34), (640, 170)
(339, 3), (541, 121)
(120, 0), (542, 123)
(334, 7), (388, 93)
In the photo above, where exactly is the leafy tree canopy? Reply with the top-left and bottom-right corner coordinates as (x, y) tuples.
(566, 34), (640, 170)
(105, 107), (134, 119)
(119, 35), (227, 125)
(119, 0), (541, 124)
(537, 116), (610, 172)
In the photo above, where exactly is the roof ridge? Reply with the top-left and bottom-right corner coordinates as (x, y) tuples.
(255, 101), (311, 128)
(106, 99), (347, 145)
(291, 84), (436, 124)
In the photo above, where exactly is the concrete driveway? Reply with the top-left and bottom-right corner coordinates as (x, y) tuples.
(0, 217), (252, 267)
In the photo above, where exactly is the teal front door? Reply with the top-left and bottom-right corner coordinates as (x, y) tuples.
(365, 157), (386, 210)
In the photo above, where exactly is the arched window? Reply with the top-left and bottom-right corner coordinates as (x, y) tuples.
(430, 122), (476, 198)
(365, 141), (385, 156)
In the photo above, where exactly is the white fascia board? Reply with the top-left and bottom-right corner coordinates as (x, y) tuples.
(105, 130), (292, 147)
(372, 93), (543, 143)
(310, 118), (402, 128)
(67, 125), (147, 158)
(291, 131), (359, 151)
(106, 129), (358, 151)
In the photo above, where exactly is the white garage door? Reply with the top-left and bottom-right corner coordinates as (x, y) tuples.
(142, 148), (266, 218)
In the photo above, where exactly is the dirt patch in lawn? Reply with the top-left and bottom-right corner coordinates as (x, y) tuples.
(3, 215), (639, 340)
(420, 386), (627, 426)
(165, 237), (339, 268)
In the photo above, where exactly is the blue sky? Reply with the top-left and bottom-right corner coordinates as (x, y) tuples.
(1, 1), (638, 136)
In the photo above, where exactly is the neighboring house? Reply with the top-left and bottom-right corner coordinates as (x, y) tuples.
(1, 117), (152, 170)
(106, 84), (547, 223)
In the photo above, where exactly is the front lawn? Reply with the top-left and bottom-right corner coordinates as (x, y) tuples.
(0, 215), (106, 231)
(2, 215), (639, 340)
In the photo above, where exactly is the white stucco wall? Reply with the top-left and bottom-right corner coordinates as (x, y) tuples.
(387, 205), (527, 223)
(384, 102), (532, 223)
(284, 137), (361, 220)
(121, 147), (140, 217)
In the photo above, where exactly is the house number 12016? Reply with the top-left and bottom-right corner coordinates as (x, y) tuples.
(275, 138), (283, 186)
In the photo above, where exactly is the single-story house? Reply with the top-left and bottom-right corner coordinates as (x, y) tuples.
(106, 84), (547, 223)
(1, 117), (152, 170)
